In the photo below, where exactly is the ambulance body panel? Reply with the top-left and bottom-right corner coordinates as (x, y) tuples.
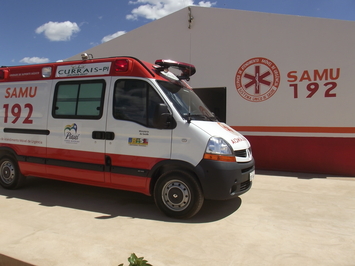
(0, 56), (254, 218)
(170, 121), (210, 165)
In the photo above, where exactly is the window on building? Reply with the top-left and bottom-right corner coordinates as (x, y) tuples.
(53, 80), (105, 119)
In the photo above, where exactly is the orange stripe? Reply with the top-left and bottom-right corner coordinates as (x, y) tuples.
(231, 126), (355, 134)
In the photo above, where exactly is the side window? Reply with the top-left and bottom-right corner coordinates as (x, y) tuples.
(113, 79), (164, 127)
(53, 80), (105, 119)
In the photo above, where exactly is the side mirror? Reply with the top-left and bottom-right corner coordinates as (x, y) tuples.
(153, 103), (176, 129)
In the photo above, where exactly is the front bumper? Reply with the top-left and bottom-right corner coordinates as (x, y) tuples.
(195, 158), (255, 200)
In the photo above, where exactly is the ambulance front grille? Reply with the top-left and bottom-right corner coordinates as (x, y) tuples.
(240, 180), (251, 191)
(234, 149), (247, 157)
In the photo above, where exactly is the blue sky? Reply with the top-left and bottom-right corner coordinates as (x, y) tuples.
(1, 0), (355, 66)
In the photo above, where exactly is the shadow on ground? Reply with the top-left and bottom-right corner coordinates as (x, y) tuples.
(0, 176), (242, 223)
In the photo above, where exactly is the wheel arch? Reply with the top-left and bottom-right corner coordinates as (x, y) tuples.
(148, 159), (204, 195)
(0, 146), (19, 160)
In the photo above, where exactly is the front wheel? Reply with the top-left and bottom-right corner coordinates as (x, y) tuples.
(154, 170), (204, 219)
(0, 157), (25, 189)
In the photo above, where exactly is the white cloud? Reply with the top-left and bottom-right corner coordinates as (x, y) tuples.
(101, 31), (126, 43)
(126, 0), (216, 20)
(197, 1), (214, 7)
(20, 57), (50, 64)
(35, 21), (80, 41)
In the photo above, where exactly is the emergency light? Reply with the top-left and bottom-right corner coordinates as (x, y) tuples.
(81, 53), (93, 60)
(0, 69), (8, 80)
(42, 67), (52, 78)
(154, 59), (196, 80)
(114, 59), (129, 72)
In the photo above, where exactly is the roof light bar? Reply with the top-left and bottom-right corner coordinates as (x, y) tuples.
(154, 59), (196, 80)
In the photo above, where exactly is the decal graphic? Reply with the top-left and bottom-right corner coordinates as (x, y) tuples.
(218, 122), (236, 133)
(235, 57), (280, 102)
(56, 62), (111, 77)
(64, 123), (80, 144)
(139, 130), (149, 136)
(128, 138), (148, 146)
(218, 122), (246, 143)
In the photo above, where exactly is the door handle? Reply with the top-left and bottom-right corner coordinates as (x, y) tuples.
(92, 131), (115, 140)
(105, 132), (115, 140)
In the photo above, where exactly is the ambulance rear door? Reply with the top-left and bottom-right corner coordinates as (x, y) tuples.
(105, 78), (172, 193)
(0, 80), (51, 177)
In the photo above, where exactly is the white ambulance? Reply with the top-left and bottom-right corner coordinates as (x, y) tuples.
(0, 55), (254, 218)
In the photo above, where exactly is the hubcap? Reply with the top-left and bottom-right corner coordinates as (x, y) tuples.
(162, 179), (191, 211)
(0, 161), (15, 185)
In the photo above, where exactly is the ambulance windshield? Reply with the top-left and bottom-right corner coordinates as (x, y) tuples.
(157, 80), (217, 122)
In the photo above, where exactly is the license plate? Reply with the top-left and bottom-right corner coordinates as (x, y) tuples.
(249, 170), (255, 181)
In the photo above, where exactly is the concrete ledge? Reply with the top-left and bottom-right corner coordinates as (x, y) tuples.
(0, 254), (34, 266)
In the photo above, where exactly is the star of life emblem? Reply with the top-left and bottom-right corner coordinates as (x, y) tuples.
(235, 57), (280, 102)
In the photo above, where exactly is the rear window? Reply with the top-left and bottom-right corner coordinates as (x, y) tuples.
(52, 79), (105, 119)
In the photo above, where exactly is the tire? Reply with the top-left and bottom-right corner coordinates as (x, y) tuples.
(154, 170), (204, 219)
(0, 156), (25, 189)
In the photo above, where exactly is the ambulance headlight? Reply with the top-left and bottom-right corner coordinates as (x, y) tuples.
(204, 137), (235, 162)
(205, 137), (233, 155)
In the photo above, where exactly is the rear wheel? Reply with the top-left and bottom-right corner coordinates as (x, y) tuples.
(0, 157), (25, 189)
(154, 170), (204, 219)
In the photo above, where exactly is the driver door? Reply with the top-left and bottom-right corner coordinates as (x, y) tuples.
(105, 78), (172, 192)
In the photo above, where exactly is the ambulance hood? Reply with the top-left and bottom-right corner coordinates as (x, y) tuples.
(191, 121), (250, 151)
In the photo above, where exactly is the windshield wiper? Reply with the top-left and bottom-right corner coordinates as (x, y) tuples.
(183, 114), (216, 122)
